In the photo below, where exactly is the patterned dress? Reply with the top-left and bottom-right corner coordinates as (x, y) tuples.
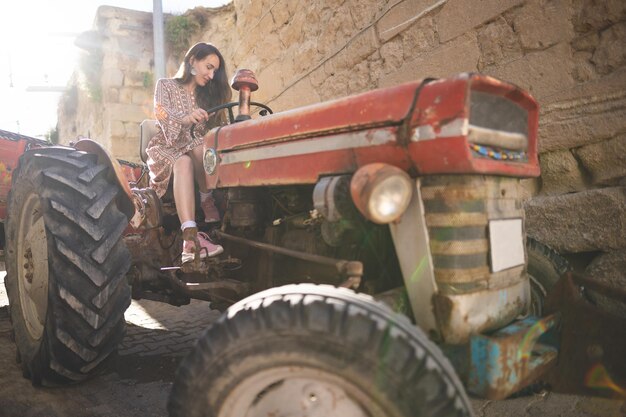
(145, 78), (213, 198)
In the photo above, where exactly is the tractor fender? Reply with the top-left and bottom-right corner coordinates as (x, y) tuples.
(74, 139), (135, 220)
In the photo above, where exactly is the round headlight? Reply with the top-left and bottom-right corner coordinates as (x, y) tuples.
(351, 163), (413, 224)
(203, 147), (218, 175)
(368, 175), (413, 223)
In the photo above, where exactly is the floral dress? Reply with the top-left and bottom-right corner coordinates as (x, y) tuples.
(145, 78), (212, 198)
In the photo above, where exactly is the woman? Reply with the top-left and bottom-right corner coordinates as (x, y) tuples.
(145, 42), (231, 263)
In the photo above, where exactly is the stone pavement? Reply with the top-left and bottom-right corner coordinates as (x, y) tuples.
(0, 267), (624, 417)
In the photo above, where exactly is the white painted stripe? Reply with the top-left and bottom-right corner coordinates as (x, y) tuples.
(411, 117), (468, 142)
(220, 129), (396, 165)
(411, 118), (528, 150)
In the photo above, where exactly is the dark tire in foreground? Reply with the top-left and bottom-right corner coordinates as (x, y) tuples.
(5, 147), (132, 385)
(169, 284), (473, 417)
(527, 237), (570, 316)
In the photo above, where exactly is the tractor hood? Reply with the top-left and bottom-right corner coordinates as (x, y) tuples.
(204, 73), (539, 188)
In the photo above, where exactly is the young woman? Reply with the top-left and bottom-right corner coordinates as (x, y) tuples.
(145, 42), (232, 263)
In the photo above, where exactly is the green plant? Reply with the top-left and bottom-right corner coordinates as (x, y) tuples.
(165, 14), (202, 56)
(62, 85), (79, 116)
(46, 126), (59, 144)
(143, 71), (154, 89)
(87, 84), (102, 102)
(79, 50), (103, 102)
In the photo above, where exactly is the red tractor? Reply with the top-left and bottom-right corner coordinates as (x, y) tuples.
(1, 71), (623, 416)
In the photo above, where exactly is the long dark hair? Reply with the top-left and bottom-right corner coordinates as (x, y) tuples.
(175, 42), (232, 124)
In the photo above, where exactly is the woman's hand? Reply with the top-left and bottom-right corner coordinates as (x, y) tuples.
(183, 109), (213, 127)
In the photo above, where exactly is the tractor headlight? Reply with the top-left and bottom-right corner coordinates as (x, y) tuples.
(350, 163), (413, 224)
(203, 147), (218, 175)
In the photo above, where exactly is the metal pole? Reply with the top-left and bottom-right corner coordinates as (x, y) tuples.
(153, 0), (166, 80)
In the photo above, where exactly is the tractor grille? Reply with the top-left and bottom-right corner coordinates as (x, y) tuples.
(421, 175), (526, 294)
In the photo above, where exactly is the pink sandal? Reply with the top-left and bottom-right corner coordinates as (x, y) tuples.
(182, 231), (223, 263)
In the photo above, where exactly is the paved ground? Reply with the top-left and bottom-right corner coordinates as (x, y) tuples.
(0, 265), (624, 417)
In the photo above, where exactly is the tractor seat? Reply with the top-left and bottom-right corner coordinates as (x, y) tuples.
(140, 119), (159, 163)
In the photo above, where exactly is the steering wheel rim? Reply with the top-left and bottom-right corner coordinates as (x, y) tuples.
(191, 101), (273, 139)
(207, 101), (273, 124)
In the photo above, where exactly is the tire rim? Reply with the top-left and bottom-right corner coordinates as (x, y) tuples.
(16, 192), (49, 340)
(219, 366), (384, 417)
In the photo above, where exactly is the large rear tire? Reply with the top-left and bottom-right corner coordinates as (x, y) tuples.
(5, 148), (132, 385)
(527, 237), (570, 316)
(168, 284), (473, 417)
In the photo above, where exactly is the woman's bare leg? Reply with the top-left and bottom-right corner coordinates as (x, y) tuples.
(173, 154), (195, 224)
(190, 145), (207, 193)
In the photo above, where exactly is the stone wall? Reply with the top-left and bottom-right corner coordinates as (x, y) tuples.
(58, 0), (626, 279)
(58, 6), (156, 161)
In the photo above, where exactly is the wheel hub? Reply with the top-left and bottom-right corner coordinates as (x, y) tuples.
(219, 366), (376, 417)
(17, 193), (49, 340)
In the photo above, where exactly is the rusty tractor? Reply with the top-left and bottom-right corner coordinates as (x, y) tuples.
(1, 70), (624, 417)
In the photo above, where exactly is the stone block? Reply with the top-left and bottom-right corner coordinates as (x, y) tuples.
(119, 88), (133, 105)
(269, 77), (320, 112)
(592, 22), (626, 75)
(380, 38), (404, 75)
(235, 0), (264, 35)
(316, 5), (356, 57)
(520, 178), (540, 200)
(586, 251), (626, 291)
(376, 0), (435, 42)
(512, 0), (574, 51)
(302, 3), (325, 39)
(124, 71), (147, 88)
(107, 103), (150, 123)
(401, 17), (437, 61)
(341, 27), (378, 70)
(538, 150), (587, 196)
(379, 32), (479, 87)
(292, 40), (320, 75)
(309, 67), (327, 88)
(253, 31), (283, 67)
(347, 59), (372, 94)
(132, 90), (151, 106)
(572, 51), (596, 83)
(319, 71), (350, 101)
(437, 0), (524, 43)
(103, 68), (124, 88)
(525, 187), (626, 253)
(270, 1), (291, 26)
(279, 8), (306, 46)
(365, 51), (384, 87)
(104, 87), (119, 103)
(571, 32), (599, 53)
(538, 68), (626, 152)
(255, 60), (285, 102)
(571, 0), (626, 33)
(574, 134), (626, 186)
(584, 250), (626, 318)
(477, 17), (522, 68)
(346, 0), (382, 30)
(485, 42), (575, 101)
(110, 120), (126, 138)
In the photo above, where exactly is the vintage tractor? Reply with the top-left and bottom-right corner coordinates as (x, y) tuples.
(1, 70), (623, 416)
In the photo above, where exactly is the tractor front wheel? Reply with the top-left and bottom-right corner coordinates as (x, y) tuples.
(169, 284), (473, 417)
(5, 148), (132, 385)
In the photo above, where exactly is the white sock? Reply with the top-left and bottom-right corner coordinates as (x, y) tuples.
(199, 190), (211, 202)
(181, 220), (197, 231)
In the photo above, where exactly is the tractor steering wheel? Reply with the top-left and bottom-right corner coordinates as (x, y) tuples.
(208, 101), (273, 124)
(191, 101), (273, 139)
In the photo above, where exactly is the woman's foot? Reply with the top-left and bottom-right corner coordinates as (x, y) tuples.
(182, 231), (223, 263)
